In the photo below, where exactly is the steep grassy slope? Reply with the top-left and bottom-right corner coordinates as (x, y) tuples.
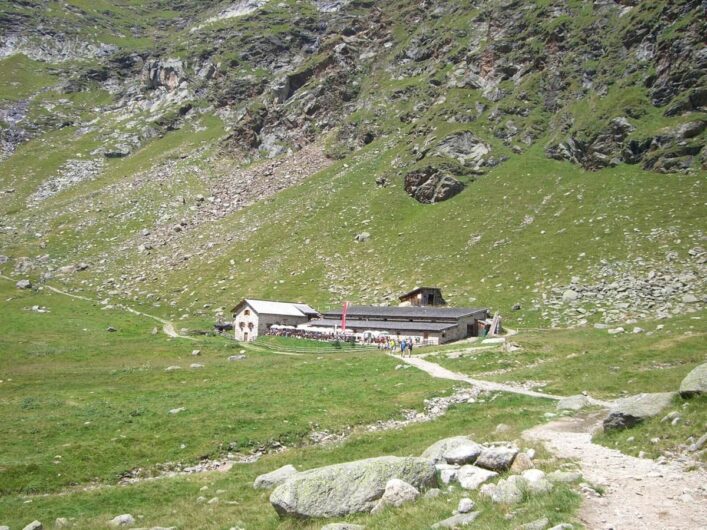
(1, 1), (704, 330)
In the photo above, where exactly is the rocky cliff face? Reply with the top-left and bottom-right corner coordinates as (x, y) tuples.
(1, 0), (703, 181)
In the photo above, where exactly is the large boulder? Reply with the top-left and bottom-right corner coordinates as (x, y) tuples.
(474, 446), (518, 471)
(254, 464), (297, 489)
(269, 456), (435, 518)
(443, 442), (483, 465)
(679, 363), (706, 397)
(603, 392), (675, 431)
(421, 436), (478, 464)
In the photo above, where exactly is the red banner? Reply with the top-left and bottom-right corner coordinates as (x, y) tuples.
(341, 301), (349, 331)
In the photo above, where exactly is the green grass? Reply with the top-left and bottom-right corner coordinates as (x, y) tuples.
(0, 55), (58, 101)
(0, 280), (453, 496)
(0, 277), (587, 529)
(433, 313), (706, 399)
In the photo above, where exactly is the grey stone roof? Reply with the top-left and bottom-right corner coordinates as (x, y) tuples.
(322, 305), (486, 320)
(306, 318), (458, 332)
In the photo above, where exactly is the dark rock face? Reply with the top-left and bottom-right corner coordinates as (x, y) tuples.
(547, 118), (705, 173)
(143, 58), (186, 90)
(404, 167), (465, 204)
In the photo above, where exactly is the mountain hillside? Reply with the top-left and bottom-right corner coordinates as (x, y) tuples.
(1, 0), (705, 328)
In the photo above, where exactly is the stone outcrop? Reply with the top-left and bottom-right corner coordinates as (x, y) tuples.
(433, 132), (491, 169)
(269, 456), (435, 518)
(603, 392), (675, 431)
(679, 363), (706, 397)
(404, 167), (465, 204)
(143, 58), (186, 91)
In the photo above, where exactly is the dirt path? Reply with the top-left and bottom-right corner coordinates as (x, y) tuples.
(2, 274), (193, 340)
(393, 354), (580, 402)
(524, 414), (707, 530)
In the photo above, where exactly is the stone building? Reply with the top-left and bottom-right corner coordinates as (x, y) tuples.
(231, 299), (319, 341)
(307, 305), (489, 345)
(398, 287), (446, 307)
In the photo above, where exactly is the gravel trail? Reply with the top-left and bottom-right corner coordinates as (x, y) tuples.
(523, 414), (707, 530)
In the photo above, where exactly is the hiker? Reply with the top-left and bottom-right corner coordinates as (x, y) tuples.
(400, 338), (407, 356)
(407, 339), (413, 356)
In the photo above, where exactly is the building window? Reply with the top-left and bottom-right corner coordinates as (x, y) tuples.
(239, 322), (245, 330)
(244, 309), (251, 316)
(248, 322), (254, 330)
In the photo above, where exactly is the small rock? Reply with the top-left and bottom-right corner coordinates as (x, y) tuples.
(475, 446), (518, 471)
(547, 471), (582, 483)
(557, 394), (591, 411)
(320, 525), (365, 530)
(457, 497), (475, 513)
(354, 232), (370, 242)
(54, 518), (71, 528)
(457, 464), (498, 490)
(510, 452), (534, 472)
(16, 279), (32, 289)
(191, 350), (201, 356)
(436, 463), (460, 484)
(548, 525), (573, 530)
(480, 475), (525, 504)
(107, 326), (117, 332)
(432, 511), (480, 529)
(228, 355), (246, 361)
(495, 423), (512, 434)
(522, 469), (553, 493)
(190, 363), (204, 369)
(424, 488), (441, 498)
(108, 514), (135, 527)
(519, 517), (550, 530)
(169, 407), (186, 414)
(165, 366), (181, 371)
(371, 478), (419, 513)
(207, 497), (219, 505)
(607, 327), (625, 335)
(443, 442), (483, 465)
(22, 522), (43, 530)
(688, 432), (707, 452)
(562, 289), (579, 302)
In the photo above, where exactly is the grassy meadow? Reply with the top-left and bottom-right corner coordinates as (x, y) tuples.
(0, 278), (588, 529)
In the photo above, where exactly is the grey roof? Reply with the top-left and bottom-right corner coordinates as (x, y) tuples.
(322, 305), (486, 320)
(232, 299), (319, 317)
(306, 318), (458, 333)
